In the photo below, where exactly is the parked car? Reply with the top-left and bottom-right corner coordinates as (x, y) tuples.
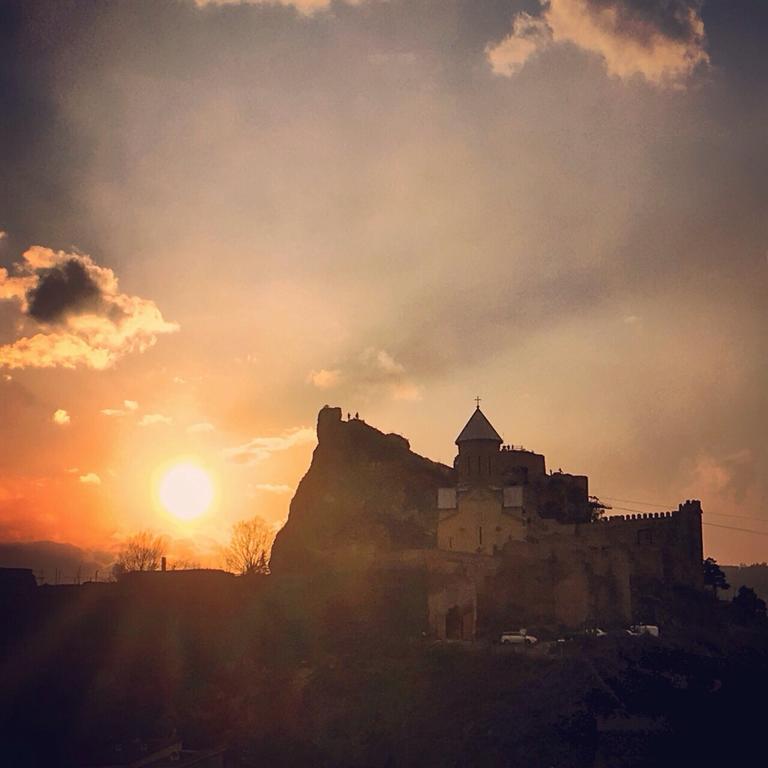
(583, 627), (607, 638)
(626, 624), (660, 637)
(500, 629), (538, 646)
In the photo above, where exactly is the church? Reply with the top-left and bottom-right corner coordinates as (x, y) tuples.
(437, 404), (593, 555)
(429, 405), (705, 638)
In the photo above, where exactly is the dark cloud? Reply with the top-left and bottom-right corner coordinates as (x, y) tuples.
(26, 258), (102, 322)
(588, 0), (704, 43)
(0, 247), (178, 369)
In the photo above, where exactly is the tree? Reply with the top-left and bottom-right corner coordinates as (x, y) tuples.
(115, 530), (167, 573)
(587, 496), (608, 522)
(225, 516), (273, 575)
(703, 557), (729, 598)
(732, 585), (767, 624)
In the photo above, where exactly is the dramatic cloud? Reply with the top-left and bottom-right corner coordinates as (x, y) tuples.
(225, 427), (316, 465)
(79, 473), (101, 486)
(0, 246), (178, 369)
(52, 409), (70, 426)
(139, 414), (173, 427)
(488, 0), (709, 86)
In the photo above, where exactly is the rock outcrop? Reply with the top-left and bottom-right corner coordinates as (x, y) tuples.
(270, 406), (453, 574)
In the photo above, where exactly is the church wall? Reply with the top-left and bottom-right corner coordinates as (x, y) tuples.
(438, 488), (527, 555)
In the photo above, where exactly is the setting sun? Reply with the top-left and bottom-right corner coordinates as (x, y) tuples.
(158, 463), (214, 521)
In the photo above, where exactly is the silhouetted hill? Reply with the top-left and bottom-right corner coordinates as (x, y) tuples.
(270, 406), (453, 574)
(0, 540), (113, 583)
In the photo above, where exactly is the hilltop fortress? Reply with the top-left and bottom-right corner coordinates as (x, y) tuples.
(271, 405), (704, 640)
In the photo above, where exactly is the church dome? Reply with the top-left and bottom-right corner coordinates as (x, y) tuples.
(455, 406), (503, 445)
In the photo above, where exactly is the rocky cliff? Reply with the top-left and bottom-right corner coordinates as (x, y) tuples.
(270, 406), (453, 574)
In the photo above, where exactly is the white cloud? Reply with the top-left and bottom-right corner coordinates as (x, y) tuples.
(124, 399), (139, 411)
(225, 426), (316, 465)
(79, 472), (101, 485)
(487, 12), (552, 76)
(101, 408), (126, 417)
(187, 422), (215, 434)
(487, 0), (709, 88)
(307, 368), (342, 389)
(52, 409), (71, 426)
(139, 413), (173, 427)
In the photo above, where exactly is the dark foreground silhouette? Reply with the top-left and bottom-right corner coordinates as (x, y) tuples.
(1, 566), (767, 768)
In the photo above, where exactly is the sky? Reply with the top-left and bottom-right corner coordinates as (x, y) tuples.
(1, 0), (766, 570)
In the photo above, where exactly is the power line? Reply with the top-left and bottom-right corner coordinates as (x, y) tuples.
(608, 505), (667, 515)
(705, 511), (768, 522)
(601, 496), (675, 508)
(703, 522), (768, 537)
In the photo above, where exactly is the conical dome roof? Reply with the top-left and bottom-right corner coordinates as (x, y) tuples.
(455, 407), (503, 445)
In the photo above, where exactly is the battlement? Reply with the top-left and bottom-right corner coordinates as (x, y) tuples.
(598, 499), (702, 525)
(600, 511), (674, 523)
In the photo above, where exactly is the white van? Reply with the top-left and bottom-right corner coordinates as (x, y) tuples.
(500, 629), (538, 646)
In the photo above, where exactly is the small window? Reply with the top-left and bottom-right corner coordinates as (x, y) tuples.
(448, 536), (453, 550)
(479, 526), (483, 545)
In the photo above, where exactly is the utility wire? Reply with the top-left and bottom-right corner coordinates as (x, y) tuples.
(601, 496), (675, 508)
(703, 522), (768, 537)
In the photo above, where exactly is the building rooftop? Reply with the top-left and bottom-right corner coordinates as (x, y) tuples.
(455, 407), (503, 445)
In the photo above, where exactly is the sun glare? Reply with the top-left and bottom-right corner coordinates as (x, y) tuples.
(158, 462), (214, 521)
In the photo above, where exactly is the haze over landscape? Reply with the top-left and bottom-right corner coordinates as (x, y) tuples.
(1, 0), (766, 570)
